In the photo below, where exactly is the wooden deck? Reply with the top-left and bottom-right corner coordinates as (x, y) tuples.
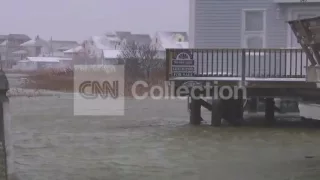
(165, 48), (316, 89)
(168, 16), (320, 126)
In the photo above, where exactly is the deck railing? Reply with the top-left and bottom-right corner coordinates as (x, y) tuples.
(166, 48), (308, 80)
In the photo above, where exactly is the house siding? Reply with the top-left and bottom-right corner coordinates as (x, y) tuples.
(190, 0), (320, 76)
(193, 0), (320, 48)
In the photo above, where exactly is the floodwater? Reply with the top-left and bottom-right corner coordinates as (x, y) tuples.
(8, 95), (320, 180)
(6, 73), (320, 180)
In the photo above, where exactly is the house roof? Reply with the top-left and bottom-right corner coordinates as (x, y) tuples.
(0, 35), (7, 43)
(106, 36), (121, 42)
(91, 36), (113, 49)
(64, 46), (83, 53)
(17, 60), (29, 63)
(20, 36), (48, 47)
(26, 57), (72, 62)
(7, 34), (31, 40)
(12, 50), (28, 54)
(0, 40), (8, 46)
(39, 51), (65, 57)
(157, 32), (188, 42)
(156, 31), (189, 49)
(20, 40), (36, 46)
(103, 50), (121, 58)
(26, 57), (60, 62)
(105, 31), (117, 37)
(115, 31), (132, 40)
(49, 40), (79, 51)
(125, 34), (152, 46)
(89, 32), (151, 50)
(177, 42), (189, 48)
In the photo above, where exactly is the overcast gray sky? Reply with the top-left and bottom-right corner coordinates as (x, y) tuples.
(0, 0), (189, 42)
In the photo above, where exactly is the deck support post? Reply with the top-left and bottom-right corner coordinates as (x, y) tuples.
(221, 99), (243, 126)
(234, 96), (244, 126)
(189, 89), (201, 125)
(211, 99), (222, 126)
(265, 98), (275, 126)
(215, 88), (244, 126)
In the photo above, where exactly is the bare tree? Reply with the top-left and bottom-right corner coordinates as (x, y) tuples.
(118, 42), (163, 79)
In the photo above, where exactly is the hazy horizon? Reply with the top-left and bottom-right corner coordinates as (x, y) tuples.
(0, 0), (189, 42)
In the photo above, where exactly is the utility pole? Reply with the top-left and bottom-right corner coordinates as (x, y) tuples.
(50, 36), (53, 57)
(0, 55), (2, 70)
(5, 39), (8, 69)
(4, 37), (8, 69)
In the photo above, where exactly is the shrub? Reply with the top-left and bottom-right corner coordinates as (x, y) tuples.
(23, 66), (166, 96)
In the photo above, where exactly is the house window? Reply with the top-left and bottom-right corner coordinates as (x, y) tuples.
(242, 9), (266, 48)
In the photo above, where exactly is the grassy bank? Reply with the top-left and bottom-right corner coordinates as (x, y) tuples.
(22, 68), (166, 97)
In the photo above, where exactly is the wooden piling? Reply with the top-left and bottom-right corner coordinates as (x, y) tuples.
(211, 99), (222, 126)
(248, 97), (258, 113)
(265, 98), (275, 126)
(189, 89), (201, 125)
(221, 99), (243, 126)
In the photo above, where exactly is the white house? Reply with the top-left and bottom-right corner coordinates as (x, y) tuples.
(151, 31), (189, 59)
(19, 36), (79, 58)
(152, 31), (189, 50)
(188, 0), (320, 49)
(83, 31), (153, 64)
(63, 46), (84, 58)
(103, 49), (121, 64)
(20, 36), (49, 57)
(13, 56), (72, 71)
(82, 35), (116, 63)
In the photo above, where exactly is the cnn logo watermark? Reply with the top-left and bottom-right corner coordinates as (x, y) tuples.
(73, 65), (125, 116)
(130, 81), (246, 100)
(73, 65), (247, 116)
(78, 80), (119, 99)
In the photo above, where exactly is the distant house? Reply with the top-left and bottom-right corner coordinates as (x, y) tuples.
(7, 34), (31, 46)
(103, 49), (122, 64)
(19, 36), (79, 58)
(115, 31), (132, 41)
(121, 34), (152, 46)
(83, 31), (132, 64)
(13, 56), (72, 71)
(0, 34), (31, 67)
(151, 31), (189, 59)
(112, 33), (152, 64)
(83, 32), (155, 64)
(152, 31), (189, 50)
(50, 40), (79, 52)
(0, 35), (8, 61)
(63, 46), (84, 57)
(11, 50), (28, 61)
(20, 35), (49, 57)
(83, 35), (113, 62)
(0, 35), (7, 44)
(46, 40), (79, 57)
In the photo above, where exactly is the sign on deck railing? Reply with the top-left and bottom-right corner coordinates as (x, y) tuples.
(171, 50), (195, 77)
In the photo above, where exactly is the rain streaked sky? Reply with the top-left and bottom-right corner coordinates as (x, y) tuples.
(0, 0), (189, 41)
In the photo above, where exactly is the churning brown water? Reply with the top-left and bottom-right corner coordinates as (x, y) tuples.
(9, 94), (320, 180)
